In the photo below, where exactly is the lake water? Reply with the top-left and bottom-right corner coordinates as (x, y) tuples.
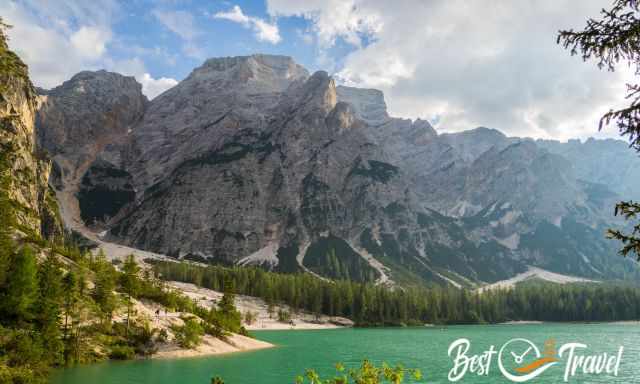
(50, 324), (640, 383)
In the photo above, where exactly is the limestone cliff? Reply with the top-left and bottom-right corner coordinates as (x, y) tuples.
(0, 32), (61, 240)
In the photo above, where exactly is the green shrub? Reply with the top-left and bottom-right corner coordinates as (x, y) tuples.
(156, 329), (168, 343)
(277, 309), (291, 323)
(244, 310), (257, 325)
(109, 345), (135, 360)
(0, 362), (42, 384)
(296, 360), (422, 384)
(172, 317), (204, 349)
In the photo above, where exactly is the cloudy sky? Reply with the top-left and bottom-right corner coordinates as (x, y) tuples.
(1, 0), (632, 141)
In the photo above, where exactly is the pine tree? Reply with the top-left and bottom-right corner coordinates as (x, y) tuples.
(218, 277), (241, 332)
(92, 250), (117, 325)
(1, 246), (38, 322)
(120, 255), (140, 336)
(61, 271), (78, 366)
(35, 251), (64, 365)
(0, 202), (13, 289)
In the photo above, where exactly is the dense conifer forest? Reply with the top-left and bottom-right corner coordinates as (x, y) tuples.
(153, 260), (640, 326)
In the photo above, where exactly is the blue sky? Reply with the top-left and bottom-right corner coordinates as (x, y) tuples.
(109, 1), (321, 81)
(1, 0), (633, 141)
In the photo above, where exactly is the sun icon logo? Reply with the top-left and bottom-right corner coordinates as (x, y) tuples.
(498, 338), (559, 382)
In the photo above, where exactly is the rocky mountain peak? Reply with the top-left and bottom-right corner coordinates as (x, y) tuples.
(439, 126), (513, 163)
(51, 70), (144, 100)
(35, 69), (147, 231)
(296, 70), (337, 113)
(336, 85), (390, 126)
(36, 70), (146, 164)
(189, 54), (309, 94)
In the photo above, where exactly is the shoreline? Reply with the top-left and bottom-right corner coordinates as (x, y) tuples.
(496, 320), (640, 325)
(168, 281), (354, 331)
(152, 333), (274, 360)
(112, 297), (276, 361)
(124, 321), (640, 360)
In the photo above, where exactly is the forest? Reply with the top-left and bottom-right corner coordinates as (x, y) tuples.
(0, 235), (245, 383)
(154, 260), (640, 325)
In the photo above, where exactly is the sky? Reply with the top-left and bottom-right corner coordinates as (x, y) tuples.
(0, 0), (634, 141)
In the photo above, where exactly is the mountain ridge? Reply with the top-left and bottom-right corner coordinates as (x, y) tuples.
(34, 54), (640, 286)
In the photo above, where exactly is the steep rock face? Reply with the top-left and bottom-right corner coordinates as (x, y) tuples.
(424, 140), (585, 219)
(537, 138), (640, 201)
(339, 90), (636, 280)
(336, 86), (390, 126)
(35, 70), (147, 229)
(36, 70), (146, 179)
(0, 34), (61, 240)
(127, 55), (308, 191)
(105, 60), (522, 285)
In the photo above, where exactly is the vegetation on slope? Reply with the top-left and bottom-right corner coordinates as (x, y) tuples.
(0, 232), (250, 383)
(154, 260), (640, 326)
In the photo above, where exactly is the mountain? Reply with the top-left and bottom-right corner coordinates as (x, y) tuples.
(340, 86), (637, 280)
(35, 70), (147, 232)
(537, 137), (640, 201)
(34, 54), (640, 287)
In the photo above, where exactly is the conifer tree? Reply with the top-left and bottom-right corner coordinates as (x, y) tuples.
(61, 271), (78, 365)
(1, 246), (38, 322)
(120, 255), (140, 336)
(92, 250), (117, 325)
(35, 251), (64, 365)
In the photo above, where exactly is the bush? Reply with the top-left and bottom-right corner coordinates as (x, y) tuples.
(295, 360), (422, 384)
(172, 317), (204, 349)
(277, 309), (291, 323)
(109, 345), (135, 360)
(0, 362), (41, 384)
(129, 321), (158, 356)
(156, 329), (168, 344)
(244, 311), (257, 325)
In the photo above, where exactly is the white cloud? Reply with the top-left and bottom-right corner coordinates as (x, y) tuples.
(153, 10), (200, 40)
(267, 0), (633, 141)
(103, 57), (178, 100)
(1, 1), (178, 100)
(106, 57), (147, 76)
(267, 0), (381, 48)
(214, 5), (250, 25)
(138, 73), (178, 99)
(0, 1), (116, 88)
(214, 5), (281, 44)
(70, 26), (111, 60)
(252, 18), (281, 44)
(152, 9), (205, 59)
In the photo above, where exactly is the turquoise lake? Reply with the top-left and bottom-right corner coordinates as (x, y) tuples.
(50, 324), (640, 383)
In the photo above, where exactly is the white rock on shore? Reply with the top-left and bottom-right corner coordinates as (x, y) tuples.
(168, 281), (354, 330)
